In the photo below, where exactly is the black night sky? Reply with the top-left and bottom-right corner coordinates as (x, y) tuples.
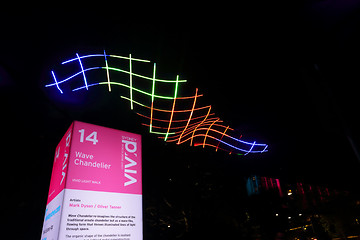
(1, 2), (360, 239)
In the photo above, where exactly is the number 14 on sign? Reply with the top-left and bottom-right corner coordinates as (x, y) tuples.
(78, 129), (98, 145)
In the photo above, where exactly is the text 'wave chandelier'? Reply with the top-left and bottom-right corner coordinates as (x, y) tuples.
(45, 51), (268, 155)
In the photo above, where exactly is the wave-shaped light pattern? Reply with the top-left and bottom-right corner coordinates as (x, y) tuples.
(45, 52), (268, 155)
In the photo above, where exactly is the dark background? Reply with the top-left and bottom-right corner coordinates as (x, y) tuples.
(1, 1), (360, 239)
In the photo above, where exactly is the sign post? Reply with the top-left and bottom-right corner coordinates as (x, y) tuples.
(41, 121), (142, 240)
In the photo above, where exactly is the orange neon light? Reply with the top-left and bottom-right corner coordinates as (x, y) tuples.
(178, 88), (198, 144)
(194, 142), (227, 152)
(164, 120), (229, 142)
(203, 119), (219, 148)
(137, 112), (216, 123)
(229, 134), (243, 155)
(216, 126), (230, 152)
(190, 106), (211, 146)
(168, 124), (235, 145)
(155, 117), (222, 139)
(132, 100), (211, 113)
(164, 76), (179, 141)
(180, 133), (223, 146)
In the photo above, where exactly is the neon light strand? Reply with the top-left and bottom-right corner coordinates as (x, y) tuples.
(62, 54), (150, 65)
(150, 63), (156, 133)
(164, 118), (226, 138)
(229, 134), (243, 155)
(190, 106), (211, 147)
(76, 53), (88, 90)
(51, 71), (63, 94)
(216, 126), (229, 152)
(129, 54), (133, 109)
(45, 51), (268, 155)
(203, 119), (219, 148)
(104, 50), (111, 92)
(45, 67), (102, 88)
(136, 112), (216, 124)
(178, 88), (198, 144)
(164, 75), (179, 141)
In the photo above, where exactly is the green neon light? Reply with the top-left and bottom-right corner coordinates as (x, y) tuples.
(104, 50), (111, 92)
(152, 63), (156, 103)
(102, 67), (187, 83)
(109, 54), (151, 63)
(164, 75), (179, 141)
(98, 82), (176, 100)
(150, 63), (156, 133)
(121, 96), (149, 109)
(146, 130), (175, 135)
(129, 54), (133, 110)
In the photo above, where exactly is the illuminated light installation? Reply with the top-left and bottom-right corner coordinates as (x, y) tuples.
(46, 52), (268, 155)
(51, 71), (63, 94)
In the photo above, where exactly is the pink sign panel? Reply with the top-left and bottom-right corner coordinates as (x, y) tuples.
(66, 121), (142, 194)
(42, 121), (143, 240)
(46, 123), (73, 204)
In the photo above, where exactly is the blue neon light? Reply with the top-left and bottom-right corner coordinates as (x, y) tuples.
(244, 141), (256, 155)
(62, 54), (106, 64)
(45, 67), (102, 88)
(72, 82), (100, 91)
(76, 53), (88, 90)
(218, 139), (266, 154)
(51, 71), (63, 94)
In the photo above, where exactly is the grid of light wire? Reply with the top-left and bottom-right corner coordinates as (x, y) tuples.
(46, 52), (268, 155)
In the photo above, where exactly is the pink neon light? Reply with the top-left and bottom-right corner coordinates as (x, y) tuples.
(276, 179), (283, 197)
(263, 177), (269, 190)
(297, 182), (305, 195)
